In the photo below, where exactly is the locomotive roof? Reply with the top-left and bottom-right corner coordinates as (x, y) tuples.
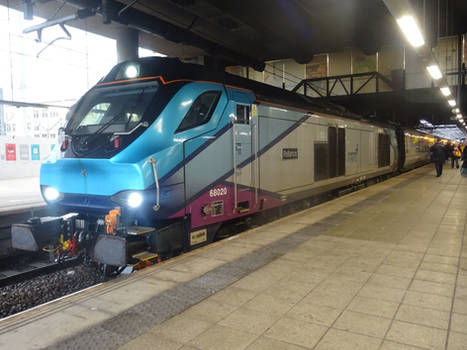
(100, 57), (379, 126)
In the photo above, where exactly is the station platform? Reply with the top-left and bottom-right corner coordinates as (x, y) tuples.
(0, 177), (44, 213)
(0, 165), (466, 350)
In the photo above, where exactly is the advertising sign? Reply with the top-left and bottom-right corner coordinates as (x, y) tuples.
(31, 144), (40, 160)
(5, 143), (16, 161)
(20, 144), (29, 160)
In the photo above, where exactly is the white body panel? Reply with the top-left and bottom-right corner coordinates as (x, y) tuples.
(254, 104), (398, 199)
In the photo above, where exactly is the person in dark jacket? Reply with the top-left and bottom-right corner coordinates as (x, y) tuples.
(430, 138), (446, 177)
(445, 142), (452, 164)
(462, 142), (467, 167)
(461, 142), (467, 176)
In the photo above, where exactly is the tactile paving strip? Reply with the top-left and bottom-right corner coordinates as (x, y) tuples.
(46, 172), (423, 350)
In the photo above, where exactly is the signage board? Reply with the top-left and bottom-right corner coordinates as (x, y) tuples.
(5, 144), (16, 161)
(31, 144), (40, 160)
(20, 144), (29, 160)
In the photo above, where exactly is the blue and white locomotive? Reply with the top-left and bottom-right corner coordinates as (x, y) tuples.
(12, 57), (432, 267)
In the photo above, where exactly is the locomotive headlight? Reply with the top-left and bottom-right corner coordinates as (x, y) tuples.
(127, 192), (143, 208)
(43, 187), (60, 201)
(124, 64), (139, 79)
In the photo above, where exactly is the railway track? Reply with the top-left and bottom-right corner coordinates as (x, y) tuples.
(0, 205), (52, 256)
(0, 256), (80, 288)
(0, 204), (78, 288)
(0, 259), (102, 319)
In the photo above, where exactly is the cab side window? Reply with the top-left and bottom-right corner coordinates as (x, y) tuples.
(176, 91), (221, 132)
(236, 105), (250, 124)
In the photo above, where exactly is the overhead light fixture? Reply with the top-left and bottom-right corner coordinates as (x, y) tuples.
(460, 118), (464, 123)
(419, 119), (433, 128)
(426, 65), (442, 80)
(457, 114), (462, 119)
(448, 99), (456, 107)
(440, 87), (451, 96)
(455, 108), (460, 114)
(396, 15), (425, 48)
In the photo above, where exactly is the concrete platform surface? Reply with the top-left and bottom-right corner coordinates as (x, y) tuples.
(0, 177), (44, 213)
(0, 165), (466, 350)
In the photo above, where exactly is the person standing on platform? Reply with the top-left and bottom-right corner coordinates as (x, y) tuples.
(452, 144), (461, 169)
(461, 142), (467, 176)
(445, 142), (453, 165)
(430, 138), (446, 177)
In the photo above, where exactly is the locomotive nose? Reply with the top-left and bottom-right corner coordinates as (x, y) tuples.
(40, 158), (147, 209)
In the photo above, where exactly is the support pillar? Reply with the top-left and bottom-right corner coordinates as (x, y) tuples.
(457, 34), (463, 106)
(0, 88), (4, 136)
(116, 28), (139, 63)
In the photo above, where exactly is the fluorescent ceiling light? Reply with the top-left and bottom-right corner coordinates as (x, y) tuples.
(456, 114), (462, 119)
(426, 65), (442, 80)
(440, 87), (451, 96)
(455, 108), (460, 113)
(448, 99), (456, 107)
(396, 15), (425, 47)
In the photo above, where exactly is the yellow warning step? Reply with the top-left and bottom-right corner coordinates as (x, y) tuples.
(129, 251), (160, 270)
(132, 251), (159, 262)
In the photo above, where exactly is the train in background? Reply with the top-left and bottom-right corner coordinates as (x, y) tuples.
(11, 57), (433, 269)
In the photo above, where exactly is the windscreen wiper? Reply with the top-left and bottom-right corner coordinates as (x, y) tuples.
(71, 112), (124, 155)
(93, 112), (124, 135)
(112, 121), (149, 137)
(70, 112), (121, 137)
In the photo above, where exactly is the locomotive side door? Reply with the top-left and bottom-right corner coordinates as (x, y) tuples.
(232, 102), (259, 214)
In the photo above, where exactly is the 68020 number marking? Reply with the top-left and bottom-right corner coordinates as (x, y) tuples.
(209, 187), (227, 197)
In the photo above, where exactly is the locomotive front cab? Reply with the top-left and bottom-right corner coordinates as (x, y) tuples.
(40, 59), (229, 217)
(15, 58), (235, 267)
(40, 80), (161, 214)
(66, 81), (159, 158)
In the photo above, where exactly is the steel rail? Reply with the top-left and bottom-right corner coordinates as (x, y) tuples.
(0, 258), (79, 288)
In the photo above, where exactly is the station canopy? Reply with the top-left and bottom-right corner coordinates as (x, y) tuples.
(5, 0), (467, 130)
